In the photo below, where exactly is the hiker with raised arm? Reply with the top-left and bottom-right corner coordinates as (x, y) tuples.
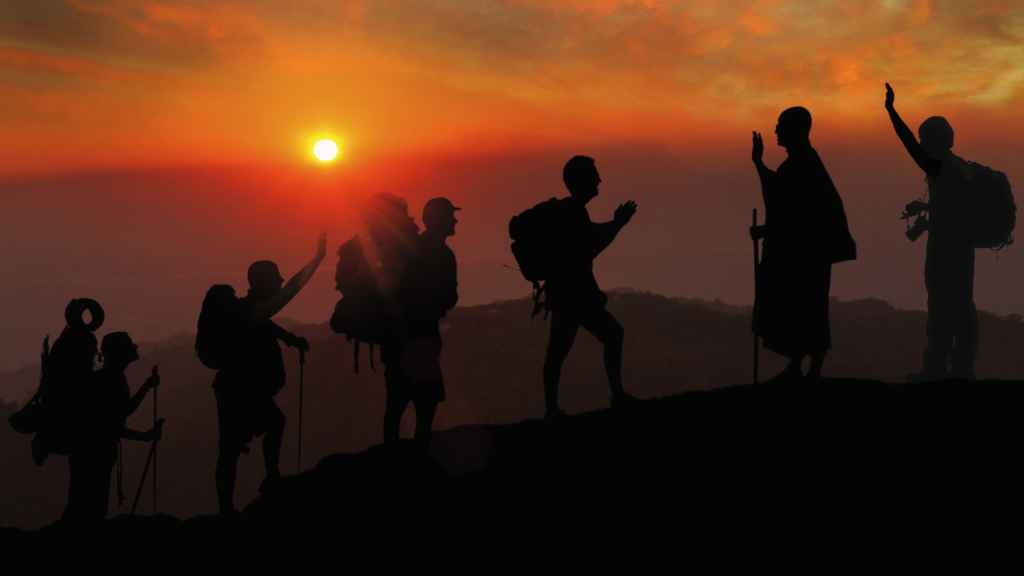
(510, 156), (638, 420)
(750, 107), (856, 382)
(205, 231), (326, 516)
(380, 197), (461, 453)
(884, 83), (1014, 381)
(62, 332), (163, 522)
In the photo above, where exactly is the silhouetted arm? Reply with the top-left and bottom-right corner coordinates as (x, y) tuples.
(885, 83), (941, 179)
(253, 231), (328, 323)
(125, 369), (159, 416)
(120, 419), (163, 442)
(267, 320), (308, 350)
(593, 200), (638, 251)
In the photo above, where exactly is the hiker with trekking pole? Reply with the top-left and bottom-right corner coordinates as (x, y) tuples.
(197, 231), (326, 516)
(749, 107), (856, 383)
(131, 365), (160, 515)
(64, 332), (163, 522)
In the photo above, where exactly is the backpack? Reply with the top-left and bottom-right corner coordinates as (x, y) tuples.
(509, 198), (569, 318)
(8, 298), (103, 466)
(330, 235), (388, 373)
(195, 285), (243, 370)
(967, 162), (1016, 250)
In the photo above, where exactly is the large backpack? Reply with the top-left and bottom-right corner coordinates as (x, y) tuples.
(509, 198), (569, 317)
(195, 284), (243, 370)
(330, 235), (388, 372)
(8, 299), (103, 466)
(967, 162), (1016, 250)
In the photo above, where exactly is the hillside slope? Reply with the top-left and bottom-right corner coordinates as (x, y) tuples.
(2, 377), (1022, 570)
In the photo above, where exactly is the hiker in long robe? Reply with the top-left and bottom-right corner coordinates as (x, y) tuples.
(750, 107), (856, 381)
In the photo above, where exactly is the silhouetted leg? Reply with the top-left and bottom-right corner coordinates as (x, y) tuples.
(807, 354), (824, 379)
(63, 451), (87, 521)
(948, 250), (978, 379)
(262, 401), (286, 480)
(216, 446), (242, 515)
(384, 387), (410, 446)
(918, 248), (955, 378)
(579, 308), (626, 399)
(412, 398), (438, 452)
(215, 401), (245, 515)
(544, 311), (581, 415)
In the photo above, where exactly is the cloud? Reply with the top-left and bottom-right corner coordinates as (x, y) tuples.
(1, 0), (1022, 174)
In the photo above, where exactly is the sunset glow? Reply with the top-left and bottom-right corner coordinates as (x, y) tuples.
(0, 0), (1023, 375)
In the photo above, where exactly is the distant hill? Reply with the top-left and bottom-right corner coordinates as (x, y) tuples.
(2, 377), (1022, 570)
(3, 291), (1024, 529)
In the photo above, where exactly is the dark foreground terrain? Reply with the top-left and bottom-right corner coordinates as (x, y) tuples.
(3, 378), (1022, 571)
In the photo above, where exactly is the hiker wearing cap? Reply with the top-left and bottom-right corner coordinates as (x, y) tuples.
(212, 231), (326, 516)
(381, 197), (460, 452)
(884, 84), (1008, 382)
(541, 156), (638, 419)
(62, 332), (162, 522)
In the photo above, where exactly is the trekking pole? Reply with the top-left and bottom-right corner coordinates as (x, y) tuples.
(297, 346), (305, 475)
(131, 366), (159, 516)
(752, 208), (760, 385)
(153, 369), (158, 516)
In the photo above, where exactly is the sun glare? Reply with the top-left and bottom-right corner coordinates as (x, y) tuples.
(313, 139), (338, 161)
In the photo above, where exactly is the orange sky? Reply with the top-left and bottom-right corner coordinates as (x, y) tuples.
(2, 0), (1023, 175)
(1, 1), (1023, 373)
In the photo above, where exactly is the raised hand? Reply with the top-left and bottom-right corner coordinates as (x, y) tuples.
(316, 230), (328, 259)
(146, 365), (160, 389)
(614, 200), (638, 225)
(885, 83), (895, 110)
(752, 131), (764, 164)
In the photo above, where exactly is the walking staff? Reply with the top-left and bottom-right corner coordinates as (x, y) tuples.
(132, 366), (162, 515)
(752, 208), (759, 385)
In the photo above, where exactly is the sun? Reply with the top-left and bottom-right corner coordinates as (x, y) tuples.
(313, 139), (338, 161)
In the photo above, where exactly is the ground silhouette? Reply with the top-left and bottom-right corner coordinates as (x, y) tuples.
(2, 376), (1021, 570)
(4, 292), (1024, 529)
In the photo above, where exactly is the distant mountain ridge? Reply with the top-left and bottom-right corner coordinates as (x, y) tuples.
(3, 291), (1024, 529)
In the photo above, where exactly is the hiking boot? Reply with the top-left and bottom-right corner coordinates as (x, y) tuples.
(905, 367), (948, 383)
(258, 475), (282, 495)
(544, 409), (568, 422)
(611, 391), (639, 410)
(766, 365), (803, 384)
(948, 364), (976, 381)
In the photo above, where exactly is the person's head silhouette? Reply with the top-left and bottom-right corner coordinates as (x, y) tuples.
(247, 260), (284, 303)
(563, 155), (601, 204)
(423, 198), (460, 238)
(361, 192), (419, 247)
(775, 107), (812, 149)
(918, 116), (954, 159)
(101, 331), (139, 368)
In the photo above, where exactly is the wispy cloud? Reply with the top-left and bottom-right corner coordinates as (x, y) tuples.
(1, 0), (1022, 174)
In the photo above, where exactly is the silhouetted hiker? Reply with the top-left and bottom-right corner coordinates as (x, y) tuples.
(9, 299), (105, 467)
(62, 332), (163, 523)
(884, 84), (1015, 382)
(750, 108), (856, 382)
(209, 232), (326, 516)
(512, 156), (638, 419)
(380, 197), (460, 453)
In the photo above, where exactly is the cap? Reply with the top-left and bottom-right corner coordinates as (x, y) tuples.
(423, 197), (461, 221)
